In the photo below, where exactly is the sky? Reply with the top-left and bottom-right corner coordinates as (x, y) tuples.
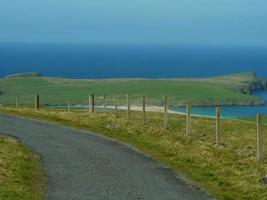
(0, 0), (267, 46)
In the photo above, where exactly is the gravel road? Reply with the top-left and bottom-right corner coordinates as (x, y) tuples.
(0, 113), (213, 200)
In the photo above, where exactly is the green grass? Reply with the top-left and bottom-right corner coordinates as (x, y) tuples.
(238, 115), (267, 124)
(0, 72), (264, 106)
(0, 134), (46, 200)
(1, 106), (266, 200)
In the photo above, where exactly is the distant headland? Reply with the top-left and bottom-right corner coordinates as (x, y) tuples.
(1, 71), (267, 107)
(6, 72), (42, 78)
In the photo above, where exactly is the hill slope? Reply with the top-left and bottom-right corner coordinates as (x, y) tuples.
(0, 72), (266, 106)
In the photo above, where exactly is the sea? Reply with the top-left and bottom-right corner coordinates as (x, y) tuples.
(177, 91), (267, 118)
(0, 43), (267, 117)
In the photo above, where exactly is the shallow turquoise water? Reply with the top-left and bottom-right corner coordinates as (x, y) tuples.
(175, 91), (267, 118)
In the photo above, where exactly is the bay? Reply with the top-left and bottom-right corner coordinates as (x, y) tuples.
(175, 91), (267, 117)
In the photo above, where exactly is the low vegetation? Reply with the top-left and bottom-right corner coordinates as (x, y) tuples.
(0, 134), (45, 200)
(6, 72), (42, 79)
(0, 72), (266, 106)
(1, 106), (266, 200)
(240, 115), (267, 124)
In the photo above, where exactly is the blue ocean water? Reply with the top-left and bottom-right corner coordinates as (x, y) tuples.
(0, 43), (267, 117)
(176, 91), (267, 118)
(0, 43), (267, 78)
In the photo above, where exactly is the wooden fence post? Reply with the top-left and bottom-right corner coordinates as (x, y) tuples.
(127, 94), (131, 121)
(103, 95), (106, 112)
(216, 106), (221, 146)
(257, 113), (264, 162)
(16, 96), (18, 108)
(164, 96), (168, 130)
(88, 95), (90, 112)
(114, 95), (118, 118)
(186, 102), (192, 136)
(35, 94), (40, 111)
(90, 94), (95, 113)
(68, 99), (71, 112)
(142, 96), (146, 125)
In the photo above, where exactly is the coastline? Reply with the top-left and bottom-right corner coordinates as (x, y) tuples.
(49, 104), (216, 119)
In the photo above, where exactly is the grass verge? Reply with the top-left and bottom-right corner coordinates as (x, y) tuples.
(0, 106), (267, 200)
(0, 134), (45, 200)
(239, 115), (267, 124)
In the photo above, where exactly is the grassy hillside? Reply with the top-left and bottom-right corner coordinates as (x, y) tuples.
(0, 106), (266, 200)
(0, 72), (265, 106)
(0, 134), (45, 200)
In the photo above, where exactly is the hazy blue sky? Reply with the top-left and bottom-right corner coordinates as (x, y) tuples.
(0, 0), (266, 46)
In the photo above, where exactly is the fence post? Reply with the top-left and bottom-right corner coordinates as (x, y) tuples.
(90, 94), (95, 113)
(127, 94), (131, 121)
(142, 96), (146, 125)
(16, 96), (18, 108)
(103, 95), (106, 112)
(216, 105), (221, 146)
(164, 96), (168, 130)
(35, 94), (40, 111)
(186, 102), (192, 136)
(68, 99), (71, 112)
(114, 95), (118, 118)
(88, 95), (90, 112)
(257, 113), (264, 162)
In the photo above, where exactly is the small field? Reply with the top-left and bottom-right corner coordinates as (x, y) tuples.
(0, 134), (45, 200)
(1, 106), (266, 200)
(0, 72), (264, 106)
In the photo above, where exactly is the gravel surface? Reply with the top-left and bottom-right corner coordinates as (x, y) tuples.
(0, 113), (214, 200)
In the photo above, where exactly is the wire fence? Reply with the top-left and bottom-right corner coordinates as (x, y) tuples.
(2, 93), (266, 162)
